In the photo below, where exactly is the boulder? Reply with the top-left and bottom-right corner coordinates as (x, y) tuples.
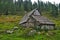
(37, 32), (41, 35)
(47, 31), (55, 36)
(6, 30), (14, 34)
(13, 26), (19, 30)
(28, 30), (36, 36)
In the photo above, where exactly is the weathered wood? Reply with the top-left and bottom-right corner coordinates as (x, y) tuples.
(19, 9), (55, 30)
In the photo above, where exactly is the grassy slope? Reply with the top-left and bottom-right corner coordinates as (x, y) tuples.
(0, 15), (60, 40)
(0, 15), (22, 30)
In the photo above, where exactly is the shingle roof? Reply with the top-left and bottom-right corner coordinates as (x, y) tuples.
(19, 9), (55, 25)
(19, 9), (36, 24)
(32, 16), (55, 25)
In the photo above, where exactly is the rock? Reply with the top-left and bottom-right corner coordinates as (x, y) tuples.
(31, 30), (36, 33)
(13, 26), (19, 30)
(37, 32), (41, 35)
(46, 33), (50, 37)
(47, 31), (54, 36)
(28, 30), (36, 36)
(6, 30), (14, 34)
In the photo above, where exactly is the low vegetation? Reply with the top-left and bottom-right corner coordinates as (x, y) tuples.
(0, 15), (60, 40)
(0, 0), (60, 40)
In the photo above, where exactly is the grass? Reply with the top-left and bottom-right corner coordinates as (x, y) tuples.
(0, 15), (22, 30)
(0, 30), (60, 40)
(0, 15), (60, 40)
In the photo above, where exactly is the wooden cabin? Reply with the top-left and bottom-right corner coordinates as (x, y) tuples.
(19, 9), (55, 30)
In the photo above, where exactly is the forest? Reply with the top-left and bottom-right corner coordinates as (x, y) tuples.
(0, 0), (60, 40)
(0, 0), (60, 17)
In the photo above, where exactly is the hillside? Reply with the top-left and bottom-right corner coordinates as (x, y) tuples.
(0, 0), (60, 40)
(0, 15), (60, 40)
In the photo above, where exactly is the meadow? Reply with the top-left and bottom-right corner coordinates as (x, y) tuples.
(0, 15), (60, 40)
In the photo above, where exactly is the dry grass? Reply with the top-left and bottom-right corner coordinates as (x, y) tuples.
(0, 15), (22, 22)
(0, 15), (22, 30)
